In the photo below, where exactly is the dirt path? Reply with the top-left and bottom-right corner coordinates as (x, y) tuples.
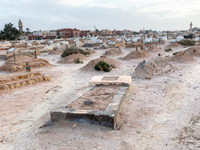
(1, 45), (200, 149)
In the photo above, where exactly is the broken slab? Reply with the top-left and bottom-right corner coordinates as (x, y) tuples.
(50, 76), (132, 129)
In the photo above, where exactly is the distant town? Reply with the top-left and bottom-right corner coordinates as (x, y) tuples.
(1, 19), (200, 42)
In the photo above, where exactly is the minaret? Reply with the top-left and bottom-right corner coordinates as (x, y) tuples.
(190, 22), (193, 32)
(18, 19), (23, 32)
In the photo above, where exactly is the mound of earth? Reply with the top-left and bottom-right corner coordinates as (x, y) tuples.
(125, 45), (134, 48)
(58, 54), (86, 63)
(0, 55), (51, 72)
(104, 48), (122, 56)
(48, 50), (63, 55)
(123, 50), (150, 60)
(148, 45), (162, 51)
(165, 42), (182, 48)
(185, 46), (200, 56)
(81, 58), (121, 71)
(131, 56), (174, 79)
(167, 51), (195, 63)
(84, 49), (96, 54)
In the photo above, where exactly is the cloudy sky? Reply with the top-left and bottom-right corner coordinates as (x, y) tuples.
(0, 0), (199, 32)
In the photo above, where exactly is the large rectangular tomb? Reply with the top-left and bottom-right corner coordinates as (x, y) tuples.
(50, 76), (132, 129)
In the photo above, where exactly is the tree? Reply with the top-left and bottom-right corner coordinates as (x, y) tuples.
(95, 29), (100, 33)
(0, 23), (21, 40)
(25, 28), (31, 36)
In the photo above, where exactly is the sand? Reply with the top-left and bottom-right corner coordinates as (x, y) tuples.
(0, 55), (51, 72)
(131, 56), (175, 79)
(185, 46), (200, 57)
(148, 45), (162, 51)
(122, 50), (150, 60)
(66, 85), (120, 111)
(81, 57), (121, 71)
(165, 42), (183, 48)
(2, 43), (200, 149)
(58, 54), (86, 63)
(104, 48), (122, 56)
(167, 51), (195, 63)
(48, 50), (63, 55)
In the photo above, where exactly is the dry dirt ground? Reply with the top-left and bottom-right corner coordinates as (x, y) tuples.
(1, 42), (200, 150)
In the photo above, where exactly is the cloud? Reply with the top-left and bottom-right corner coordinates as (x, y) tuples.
(0, 0), (199, 31)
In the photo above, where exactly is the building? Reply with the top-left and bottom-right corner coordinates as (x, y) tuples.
(19, 36), (29, 41)
(100, 29), (112, 36)
(41, 30), (56, 37)
(121, 29), (131, 35)
(41, 30), (56, 39)
(29, 30), (56, 40)
(18, 19), (23, 32)
(56, 28), (80, 38)
(80, 30), (91, 37)
(190, 22), (193, 32)
(33, 30), (42, 36)
(112, 30), (123, 36)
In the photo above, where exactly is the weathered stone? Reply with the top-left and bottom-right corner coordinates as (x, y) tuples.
(84, 100), (94, 106)
(43, 75), (51, 81)
(14, 82), (21, 88)
(26, 80), (33, 84)
(39, 77), (44, 82)
(21, 81), (27, 86)
(72, 124), (77, 129)
(34, 78), (39, 83)
(9, 84), (15, 89)
(3, 85), (10, 90)
(10, 66), (17, 72)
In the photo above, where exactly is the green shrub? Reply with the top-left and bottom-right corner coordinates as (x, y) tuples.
(165, 48), (172, 52)
(74, 58), (83, 64)
(173, 51), (186, 55)
(94, 61), (112, 72)
(173, 52), (179, 55)
(61, 47), (89, 58)
(177, 40), (195, 46)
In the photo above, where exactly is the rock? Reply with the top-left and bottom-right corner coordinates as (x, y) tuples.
(3, 85), (10, 90)
(32, 80), (35, 84)
(14, 82), (21, 88)
(10, 66), (17, 72)
(34, 78), (39, 83)
(43, 75), (51, 81)
(26, 80), (33, 84)
(9, 84), (15, 89)
(84, 100), (94, 106)
(72, 124), (77, 129)
(39, 77), (44, 82)
(100, 55), (107, 58)
(21, 81), (27, 86)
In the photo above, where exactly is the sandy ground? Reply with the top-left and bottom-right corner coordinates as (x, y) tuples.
(1, 42), (200, 149)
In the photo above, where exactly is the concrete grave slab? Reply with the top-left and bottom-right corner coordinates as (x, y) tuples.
(50, 76), (132, 129)
(89, 75), (132, 86)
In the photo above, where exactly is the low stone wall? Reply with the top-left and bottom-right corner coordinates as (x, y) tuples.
(0, 72), (51, 90)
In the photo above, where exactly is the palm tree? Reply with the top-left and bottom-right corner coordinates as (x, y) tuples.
(25, 28), (31, 36)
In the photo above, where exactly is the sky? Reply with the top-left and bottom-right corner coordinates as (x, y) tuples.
(0, 0), (200, 32)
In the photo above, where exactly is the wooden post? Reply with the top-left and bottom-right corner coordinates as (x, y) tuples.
(136, 46), (138, 51)
(13, 51), (16, 62)
(35, 50), (37, 59)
